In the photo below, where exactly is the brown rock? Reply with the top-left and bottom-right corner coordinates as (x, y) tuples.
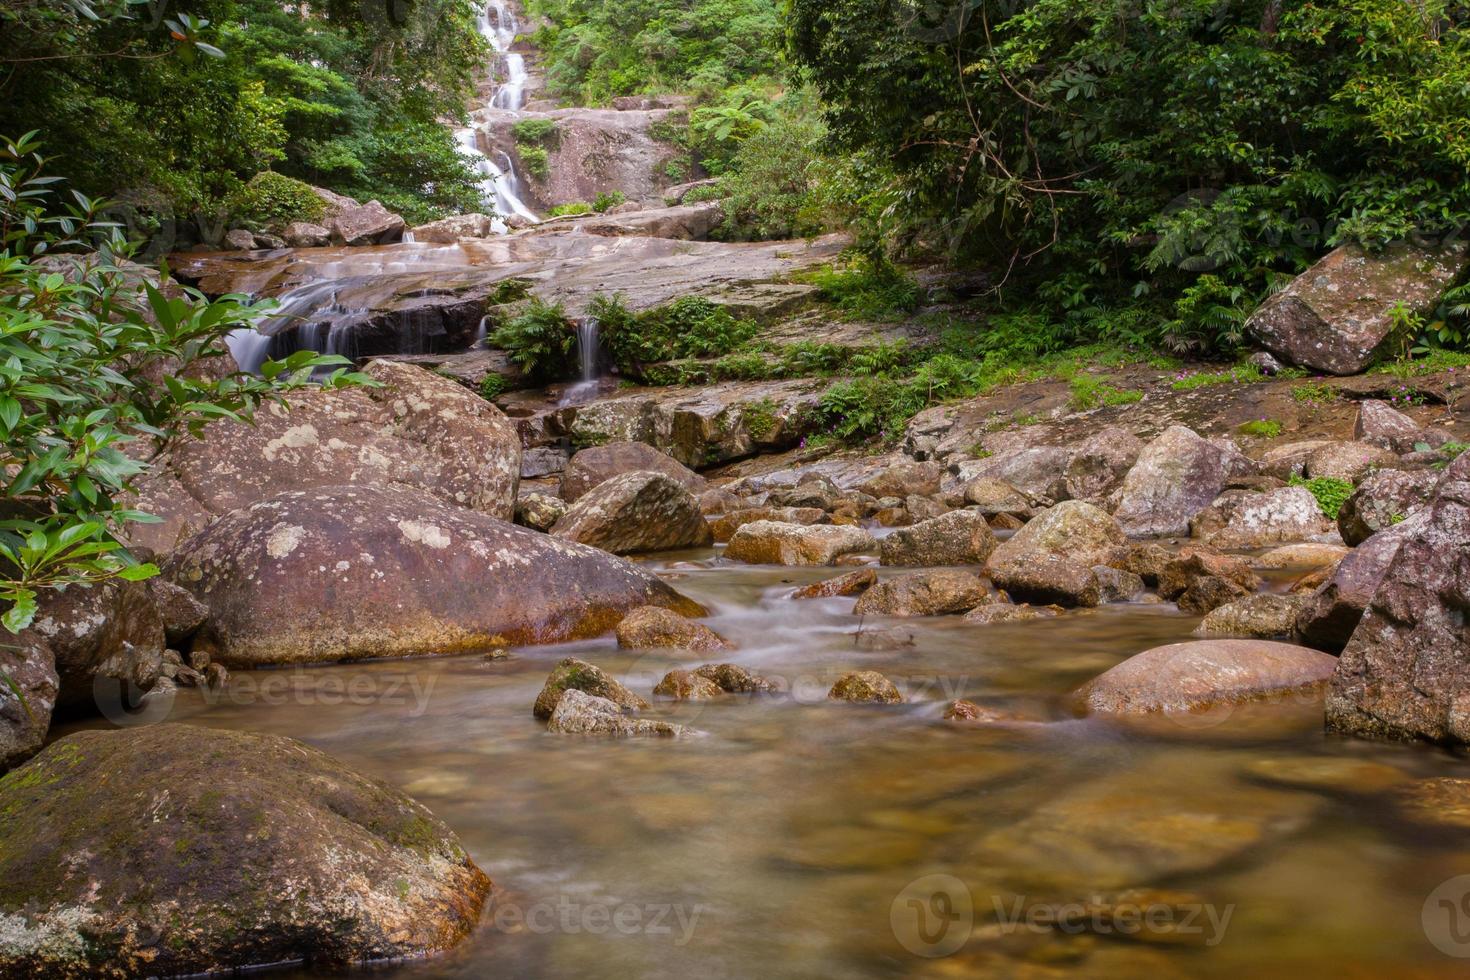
(1304, 441), (1397, 483)
(961, 477), (1036, 518)
(724, 521), (875, 566)
(1064, 426), (1144, 502)
(514, 490), (569, 532)
(856, 461), (943, 498)
(652, 669), (723, 700)
(1157, 550), (1261, 601)
(853, 570), (990, 617)
(693, 663), (773, 693)
(559, 441), (707, 503)
(828, 671), (902, 704)
(614, 605), (730, 651)
(1337, 468), (1437, 546)
(552, 471), (713, 554)
(533, 657), (650, 720)
(988, 501), (1125, 606)
(0, 633), (57, 772)
(547, 689), (688, 737)
(330, 199), (406, 245)
(709, 506), (828, 543)
(879, 509), (997, 567)
(791, 568), (877, 599)
(1295, 513), (1426, 652)
(1189, 487), (1338, 549)
(1113, 426), (1231, 538)
(1196, 594), (1304, 638)
(962, 603), (1063, 626)
(1355, 400), (1444, 454)
(1078, 640), (1337, 714)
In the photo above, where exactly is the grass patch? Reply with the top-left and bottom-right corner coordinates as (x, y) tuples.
(1170, 362), (1264, 391)
(1238, 418), (1283, 438)
(1291, 382), (1339, 405)
(1069, 374), (1143, 410)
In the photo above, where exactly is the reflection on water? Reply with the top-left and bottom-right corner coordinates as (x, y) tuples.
(64, 556), (1470, 978)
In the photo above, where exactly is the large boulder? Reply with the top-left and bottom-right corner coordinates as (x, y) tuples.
(1063, 426), (1144, 502)
(988, 500), (1124, 606)
(853, 570), (990, 617)
(961, 477), (1037, 519)
(724, 521), (875, 566)
(614, 606), (730, 651)
(167, 484), (703, 667)
(0, 634), (57, 773)
(330, 198), (406, 246)
(955, 447), (1071, 503)
(1113, 427), (1231, 538)
(1295, 513), (1426, 652)
(1189, 487), (1338, 550)
(856, 461), (943, 499)
(1077, 640), (1337, 715)
(1327, 459), (1470, 741)
(551, 471), (712, 554)
(129, 360), (521, 553)
(0, 725), (490, 976)
(879, 509), (997, 567)
(1303, 441), (1397, 483)
(1337, 468), (1438, 546)
(559, 441), (706, 503)
(1246, 241), (1470, 375)
(409, 213), (496, 243)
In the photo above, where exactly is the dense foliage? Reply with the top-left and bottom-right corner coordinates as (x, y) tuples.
(789, 0), (1470, 354)
(0, 0), (488, 228)
(0, 133), (364, 631)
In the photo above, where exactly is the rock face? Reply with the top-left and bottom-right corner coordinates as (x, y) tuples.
(0, 634), (57, 772)
(1246, 241), (1470, 375)
(724, 521), (875, 566)
(1189, 487), (1338, 549)
(130, 360), (521, 553)
(1327, 459), (1470, 742)
(547, 689), (688, 738)
(534, 659), (650, 720)
(1113, 427), (1230, 538)
(879, 510), (997, 567)
(853, 571), (989, 617)
(1337, 469), (1437, 546)
(559, 441), (707, 503)
(0, 725), (490, 976)
(23, 579), (167, 713)
(168, 485), (703, 667)
(1295, 513), (1425, 652)
(614, 606), (730, 651)
(1078, 640), (1337, 714)
(551, 472), (712, 554)
(501, 107), (686, 208)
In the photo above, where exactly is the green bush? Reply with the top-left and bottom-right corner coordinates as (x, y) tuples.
(1290, 475), (1356, 521)
(811, 257), (921, 321)
(1239, 419), (1284, 439)
(719, 90), (828, 241)
(519, 146), (551, 182)
(489, 300), (575, 382)
(228, 172), (326, 231)
(593, 191), (626, 213)
(599, 294), (757, 370)
(548, 200), (593, 217)
(478, 374), (509, 400)
(511, 119), (558, 144)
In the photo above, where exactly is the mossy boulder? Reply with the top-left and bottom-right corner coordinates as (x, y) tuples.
(533, 658), (650, 720)
(0, 725), (490, 978)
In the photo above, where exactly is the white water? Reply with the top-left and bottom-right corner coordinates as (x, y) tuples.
(458, 0), (539, 225)
(557, 316), (607, 406)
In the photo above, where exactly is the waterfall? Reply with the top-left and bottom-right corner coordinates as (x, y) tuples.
(575, 316), (600, 381)
(401, 229), (417, 244)
(475, 315), (492, 347)
(458, 0), (539, 224)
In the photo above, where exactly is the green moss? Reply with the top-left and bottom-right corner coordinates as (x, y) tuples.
(1239, 418), (1284, 438)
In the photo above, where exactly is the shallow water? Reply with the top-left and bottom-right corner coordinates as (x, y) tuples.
(68, 553), (1470, 978)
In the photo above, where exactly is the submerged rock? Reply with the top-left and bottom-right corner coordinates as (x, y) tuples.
(724, 521), (875, 566)
(879, 509), (997, 567)
(653, 669), (724, 700)
(853, 570), (990, 617)
(614, 605), (730, 651)
(1113, 426), (1231, 538)
(551, 471), (712, 554)
(828, 671), (902, 704)
(1327, 458), (1470, 742)
(693, 663), (774, 694)
(533, 657), (650, 720)
(1246, 241), (1470, 375)
(0, 725), (489, 976)
(559, 441), (707, 503)
(791, 568), (877, 599)
(1077, 640), (1336, 715)
(963, 602), (1064, 626)
(168, 485), (703, 667)
(546, 689), (688, 738)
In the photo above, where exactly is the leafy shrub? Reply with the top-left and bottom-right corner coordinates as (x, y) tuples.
(811, 257), (921, 320)
(478, 374), (509, 400)
(511, 119), (558, 144)
(1291, 382), (1339, 404)
(519, 146), (551, 182)
(548, 200), (593, 217)
(599, 294), (757, 371)
(741, 398), (779, 439)
(489, 300), (575, 382)
(1290, 476), (1356, 521)
(817, 377), (925, 443)
(593, 191), (626, 213)
(778, 341), (847, 377)
(228, 172), (326, 231)
(710, 351), (775, 381)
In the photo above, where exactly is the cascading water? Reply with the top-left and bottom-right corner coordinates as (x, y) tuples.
(457, 0), (539, 226)
(557, 316), (609, 406)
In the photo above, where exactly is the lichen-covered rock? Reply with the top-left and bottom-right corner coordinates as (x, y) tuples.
(615, 605), (730, 651)
(148, 579), (210, 646)
(1176, 576), (1252, 615)
(955, 447), (1072, 504)
(1355, 400), (1445, 454)
(652, 669), (723, 700)
(828, 671), (902, 704)
(168, 485), (702, 667)
(852, 570), (990, 617)
(330, 198), (406, 245)
(0, 634), (57, 773)
(791, 568), (877, 599)
(1196, 594), (1304, 638)
(533, 657), (650, 720)
(559, 441), (707, 503)
(1091, 565), (1146, 603)
(1064, 426), (1144, 502)
(856, 461), (943, 499)
(514, 491), (569, 532)
(1251, 542), (1351, 571)
(1157, 549), (1261, 601)
(24, 580), (167, 713)
(0, 725), (489, 977)
(693, 663), (774, 693)
(1189, 487), (1339, 549)
(767, 476), (842, 511)
(1246, 241), (1470, 375)
(281, 221), (330, 247)
(546, 689), (688, 738)
(1000, 559), (1106, 608)
(963, 603), (1063, 626)
(1295, 513), (1427, 652)
(1113, 427), (1230, 538)
(709, 506), (828, 543)
(1327, 459), (1470, 742)
(1304, 441), (1397, 483)
(1078, 640), (1337, 714)
(961, 477), (1037, 519)
(409, 212), (495, 243)
(552, 471), (713, 554)
(987, 501), (1124, 606)
(131, 360), (521, 553)
(879, 509), (997, 567)
(724, 521), (875, 566)
(1337, 468), (1437, 546)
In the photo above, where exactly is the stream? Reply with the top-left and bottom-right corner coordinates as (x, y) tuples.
(60, 553), (1470, 977)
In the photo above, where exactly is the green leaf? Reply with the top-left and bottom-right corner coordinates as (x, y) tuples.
(2, 592), (37, 634)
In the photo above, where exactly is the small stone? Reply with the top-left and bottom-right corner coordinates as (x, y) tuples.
(547, 689), (689, 737)
(791, 568), (877, 599)
(1091, 566), (1146, 604)
(1196, 593), (1304, 638)
(693, 663), (774, 693)
(514, 491), (568, 532)
(963, 603), (1063, 626)
(1176, 575), (1252, 615)
(829, 671), (902, 704)
(533, 658), (649, 720)
(853, 570), (990, 617)
(652, 670), (723, 700)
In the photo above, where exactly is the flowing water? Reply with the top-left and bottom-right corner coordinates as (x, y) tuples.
(68, 555), (1470, 978)
(459, 0), (538, 225)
